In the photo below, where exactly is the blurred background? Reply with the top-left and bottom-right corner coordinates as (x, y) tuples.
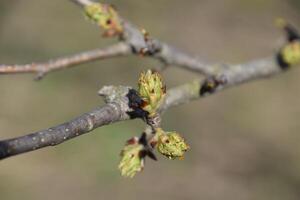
(1, 0), (300, 199)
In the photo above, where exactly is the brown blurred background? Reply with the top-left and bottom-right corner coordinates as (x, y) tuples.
(1, 0), (300, 199)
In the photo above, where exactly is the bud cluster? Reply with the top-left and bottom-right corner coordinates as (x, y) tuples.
(118, 70), (189, 178)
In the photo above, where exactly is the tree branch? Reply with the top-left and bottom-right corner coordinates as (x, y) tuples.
(0, 0), (296, 160)
(0, 104), (125, 159)
(0, 55), (288, 160)
(0, 42), (130, 79)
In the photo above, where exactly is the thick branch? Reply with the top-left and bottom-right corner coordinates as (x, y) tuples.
(0, 42), (130, 79)
(0, 103), (127, 159)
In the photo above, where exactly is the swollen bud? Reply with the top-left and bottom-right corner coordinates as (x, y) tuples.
(84, 3), (123, 37)
(138, 70), (166, 116)
(280, 42), (300, 66)
(155, 128), (189, 160)
(118, 141), (144, 178)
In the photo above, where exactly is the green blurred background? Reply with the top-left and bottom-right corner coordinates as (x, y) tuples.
(1, 0), (300, 199)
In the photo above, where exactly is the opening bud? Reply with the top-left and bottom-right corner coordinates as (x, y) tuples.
(155, 128), (189, 160)
(138, 70), (166, 116)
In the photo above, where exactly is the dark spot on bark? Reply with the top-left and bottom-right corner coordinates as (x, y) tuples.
(200, 78), (218, 96)
(126, 89), (149, 119)
(130, 40), (161, 56)
(199, 76), (227, 96)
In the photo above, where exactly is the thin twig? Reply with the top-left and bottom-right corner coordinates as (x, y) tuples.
(0, 42), (130, 79)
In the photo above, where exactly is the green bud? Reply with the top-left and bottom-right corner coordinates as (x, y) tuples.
(84, 3), (123, 36)
(118, 143), (144, 178)
(156, 129), (189, 160)
(281, 41), (300, 66)
(138, 70), (166, 116)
